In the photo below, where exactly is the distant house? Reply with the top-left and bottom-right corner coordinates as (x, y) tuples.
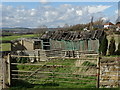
(104, 22), (114, 29)
(93, 25), (104, 29)
(116, 22), (120, 31)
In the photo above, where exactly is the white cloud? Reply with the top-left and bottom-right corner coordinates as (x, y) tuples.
(88, 5), (111, 13)
(76, 10), (82, 16)
(101, 17), (108, 21)
(2, 4), (113, 28)
(40, 0), (48, 4)
(30, 11), (36, 16)
(115, 10), (118, 14)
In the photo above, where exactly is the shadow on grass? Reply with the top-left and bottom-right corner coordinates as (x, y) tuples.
(10, 80), (59, 89)
(33, 83), (59, 87)
(11, 80), (33, 88)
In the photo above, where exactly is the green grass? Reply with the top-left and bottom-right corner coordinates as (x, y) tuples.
(0, 43), (11, 51)
(10, 80), (96, 89)
(0, 34), (37, 41)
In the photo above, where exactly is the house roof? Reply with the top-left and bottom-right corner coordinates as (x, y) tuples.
(41, 30), (104, 41)
(104, 22), (114, 25)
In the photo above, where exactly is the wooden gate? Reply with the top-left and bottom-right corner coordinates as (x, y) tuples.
(2, 51), (100, 88)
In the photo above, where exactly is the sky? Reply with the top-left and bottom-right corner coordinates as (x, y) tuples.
(1, 1), (119, 28)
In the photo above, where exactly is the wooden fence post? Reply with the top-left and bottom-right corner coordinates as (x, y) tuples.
(7, 53), (11, 87)
(96, 56), (100, 88)
(38, 50), (40, 61)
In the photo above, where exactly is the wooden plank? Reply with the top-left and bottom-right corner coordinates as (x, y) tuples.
(10, 54), (98, 61)
(11, 63), (45, 66)
(11, 70), (96, 77)
(11, 74), (96, 80)
(7, 53), (11, 86)
(63, 72), (96, 77)
(11, 78), (95, 84)
(12, 78), (26, 80)
(11, 63), (92, 68)
(55, 80), (95, 84)
(10, 55), (97, 61)
(11, 55), (45, 58)
(48, 57), (97, 60)
(11, 70), (33, 73)
(11, 53), (98, 58)
(96, 57), (100, 88)
(11, 63), (98, 68)
(43, 45), (50, 46)
(11, 74), (29, 76)
(45, 76), (96, 80)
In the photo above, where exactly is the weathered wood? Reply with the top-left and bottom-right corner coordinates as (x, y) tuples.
(11, 63), (45, 66)
(11, 74), (96, 80)
(7, 53), (11, 86)
(11, 63), (97, 68)
(12, 78), (95, 84)
(40, 76), (96, 80)
(96, 56), (100, 88)
(10, 55), (98, 61)
(54, 80), (95, 84)
(11, 74), (29, 76)
(48, 57), (97, 60)
(11, 55), (43, 58)
(11, 70), (33, 73)
(10, 54), (98, 58)
(12, 78), (26, 80)
(11, 70), (96, 77)
(11, 63), (66, 67)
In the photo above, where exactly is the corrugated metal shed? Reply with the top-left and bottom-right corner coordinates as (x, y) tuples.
(41, 30), (104, 41)
(41, 30), (104, 53)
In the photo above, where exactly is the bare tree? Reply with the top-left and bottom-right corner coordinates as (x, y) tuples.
(35, 25), (48, 37)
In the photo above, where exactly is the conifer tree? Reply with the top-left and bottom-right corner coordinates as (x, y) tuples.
(108, 37), (116, 55)
(99, 34), (108, 56)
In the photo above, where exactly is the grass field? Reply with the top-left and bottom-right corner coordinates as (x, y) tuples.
(1, 43), (11, 51)
(0, 34), (37, 41)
